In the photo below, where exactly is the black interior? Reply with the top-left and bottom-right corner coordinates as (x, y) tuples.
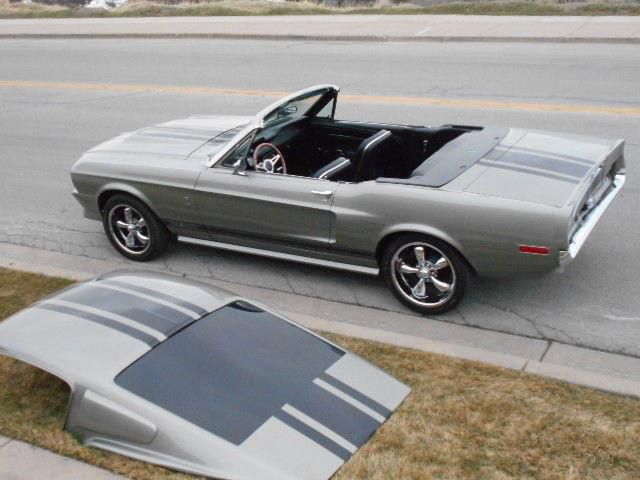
(249, 116), (479, 183)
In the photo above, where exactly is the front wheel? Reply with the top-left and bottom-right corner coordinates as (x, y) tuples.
(381, 234), (469, 315)
(102, 194), (170, 262)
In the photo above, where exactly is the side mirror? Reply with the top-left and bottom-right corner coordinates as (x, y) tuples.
(233, 155), (253, 176)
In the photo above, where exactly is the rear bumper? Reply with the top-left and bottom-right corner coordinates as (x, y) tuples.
(558, 172), (625, 268)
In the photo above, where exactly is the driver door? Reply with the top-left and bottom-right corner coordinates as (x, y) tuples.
(193, 85), (341, 252)
(194, 166), (336, 250)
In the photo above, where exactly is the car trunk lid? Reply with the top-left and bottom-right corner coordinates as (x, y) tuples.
(464, 128), (625, 208)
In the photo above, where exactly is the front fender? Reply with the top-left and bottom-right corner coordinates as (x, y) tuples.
(96, 182), (159, 215)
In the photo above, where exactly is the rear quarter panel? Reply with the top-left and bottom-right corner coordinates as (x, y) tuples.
(332, 181), (562, 276)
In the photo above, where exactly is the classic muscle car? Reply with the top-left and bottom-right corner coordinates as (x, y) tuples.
(70, 85), (626, 314)
(0, 270), (409, 480)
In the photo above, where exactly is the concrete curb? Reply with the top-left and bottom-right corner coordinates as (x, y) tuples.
(288, 311), (529, 370)
(2, 243), (640, 399)
(1, 33), (640, 44)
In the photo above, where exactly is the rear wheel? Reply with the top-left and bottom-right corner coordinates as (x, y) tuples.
(102, 194), (170, 261)
(381, 234), (469, 315)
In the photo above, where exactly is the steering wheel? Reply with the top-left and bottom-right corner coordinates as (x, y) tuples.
(253, 143), (287, 175)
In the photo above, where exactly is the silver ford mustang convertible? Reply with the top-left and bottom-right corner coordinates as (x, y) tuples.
(70, 85), (626, 314)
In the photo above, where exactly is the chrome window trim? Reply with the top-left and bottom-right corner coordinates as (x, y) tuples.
(362, 130), (392, 156)
(317, 159), (351, 180)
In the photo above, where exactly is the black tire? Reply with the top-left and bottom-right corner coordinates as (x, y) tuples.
(381, 233), (469, 315)
(101, 194), (170, 262)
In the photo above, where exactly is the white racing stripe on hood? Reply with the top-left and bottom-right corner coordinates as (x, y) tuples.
(45, 299), (167, 342)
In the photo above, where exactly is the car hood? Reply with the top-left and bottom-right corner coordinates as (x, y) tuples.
(0, 271), (409, 480)
(84, 115), (251, 163)
(463, 128), (624, 207)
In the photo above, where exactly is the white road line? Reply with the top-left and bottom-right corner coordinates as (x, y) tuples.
(313, 378), (385, 423)
(281, 404), (357, 454)
(46, 299), (166, 341)
(415, 26), (433, 36)
(95, 283), (200, 319)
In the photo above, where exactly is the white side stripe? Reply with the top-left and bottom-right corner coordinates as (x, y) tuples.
(313, 378), (385, 423)
(281, 404), (357, 454)
(95, 283), (200, 319)
(46, 299), (166, 341)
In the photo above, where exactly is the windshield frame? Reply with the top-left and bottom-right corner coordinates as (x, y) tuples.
(207, 85), (339, 168)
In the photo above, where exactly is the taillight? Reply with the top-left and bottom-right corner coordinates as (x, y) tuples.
(518, 245), (551, 255)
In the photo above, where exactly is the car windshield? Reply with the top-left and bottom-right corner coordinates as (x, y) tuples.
(263, 92), (325, 127)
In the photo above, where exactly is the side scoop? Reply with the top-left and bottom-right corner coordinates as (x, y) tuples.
(0, 270), (410, 480)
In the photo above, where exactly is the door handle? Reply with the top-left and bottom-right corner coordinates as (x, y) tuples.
(311, 190), (333, 196)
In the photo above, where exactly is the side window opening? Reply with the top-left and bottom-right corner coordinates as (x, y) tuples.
(317, 98), (336, 119)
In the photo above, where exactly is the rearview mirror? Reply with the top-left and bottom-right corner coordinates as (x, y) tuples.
(281, 105), (297, 116)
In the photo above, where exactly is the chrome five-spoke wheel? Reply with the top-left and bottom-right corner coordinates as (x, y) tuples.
(382, 234), (468, 314)
(391, 242), (456, 308)
(108, 205), (150, 255)
(102, 194), (170, 262)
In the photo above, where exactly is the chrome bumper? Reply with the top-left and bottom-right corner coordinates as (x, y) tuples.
(559, 172), (625, 267)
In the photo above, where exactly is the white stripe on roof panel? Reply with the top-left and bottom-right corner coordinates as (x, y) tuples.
(325, 354), (411, 411)
(46, 299), (166, 342)
(281, 404), (357, 454)
(95, 283), (200, 319)
(113, 274), (226, 312)
(313, 378), (385, 424)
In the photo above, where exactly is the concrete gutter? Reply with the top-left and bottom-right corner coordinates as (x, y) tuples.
(1, 15), (640, 43)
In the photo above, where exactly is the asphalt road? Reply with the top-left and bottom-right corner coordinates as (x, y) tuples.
(1, 39), (638, 356)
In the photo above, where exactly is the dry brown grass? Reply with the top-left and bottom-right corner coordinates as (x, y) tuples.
(1, 267), (639, 479)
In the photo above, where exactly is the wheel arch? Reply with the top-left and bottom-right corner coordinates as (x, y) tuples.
(97, 183), (158, 216)
(375, 226), (477, 275)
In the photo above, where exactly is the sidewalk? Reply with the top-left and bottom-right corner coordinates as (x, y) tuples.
(0, 435), (123, 479)
(1, 15), (640, 43)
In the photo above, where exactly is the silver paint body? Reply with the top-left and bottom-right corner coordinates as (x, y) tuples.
(70, 85), (626, 277)
(0, 270), (409, 480)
